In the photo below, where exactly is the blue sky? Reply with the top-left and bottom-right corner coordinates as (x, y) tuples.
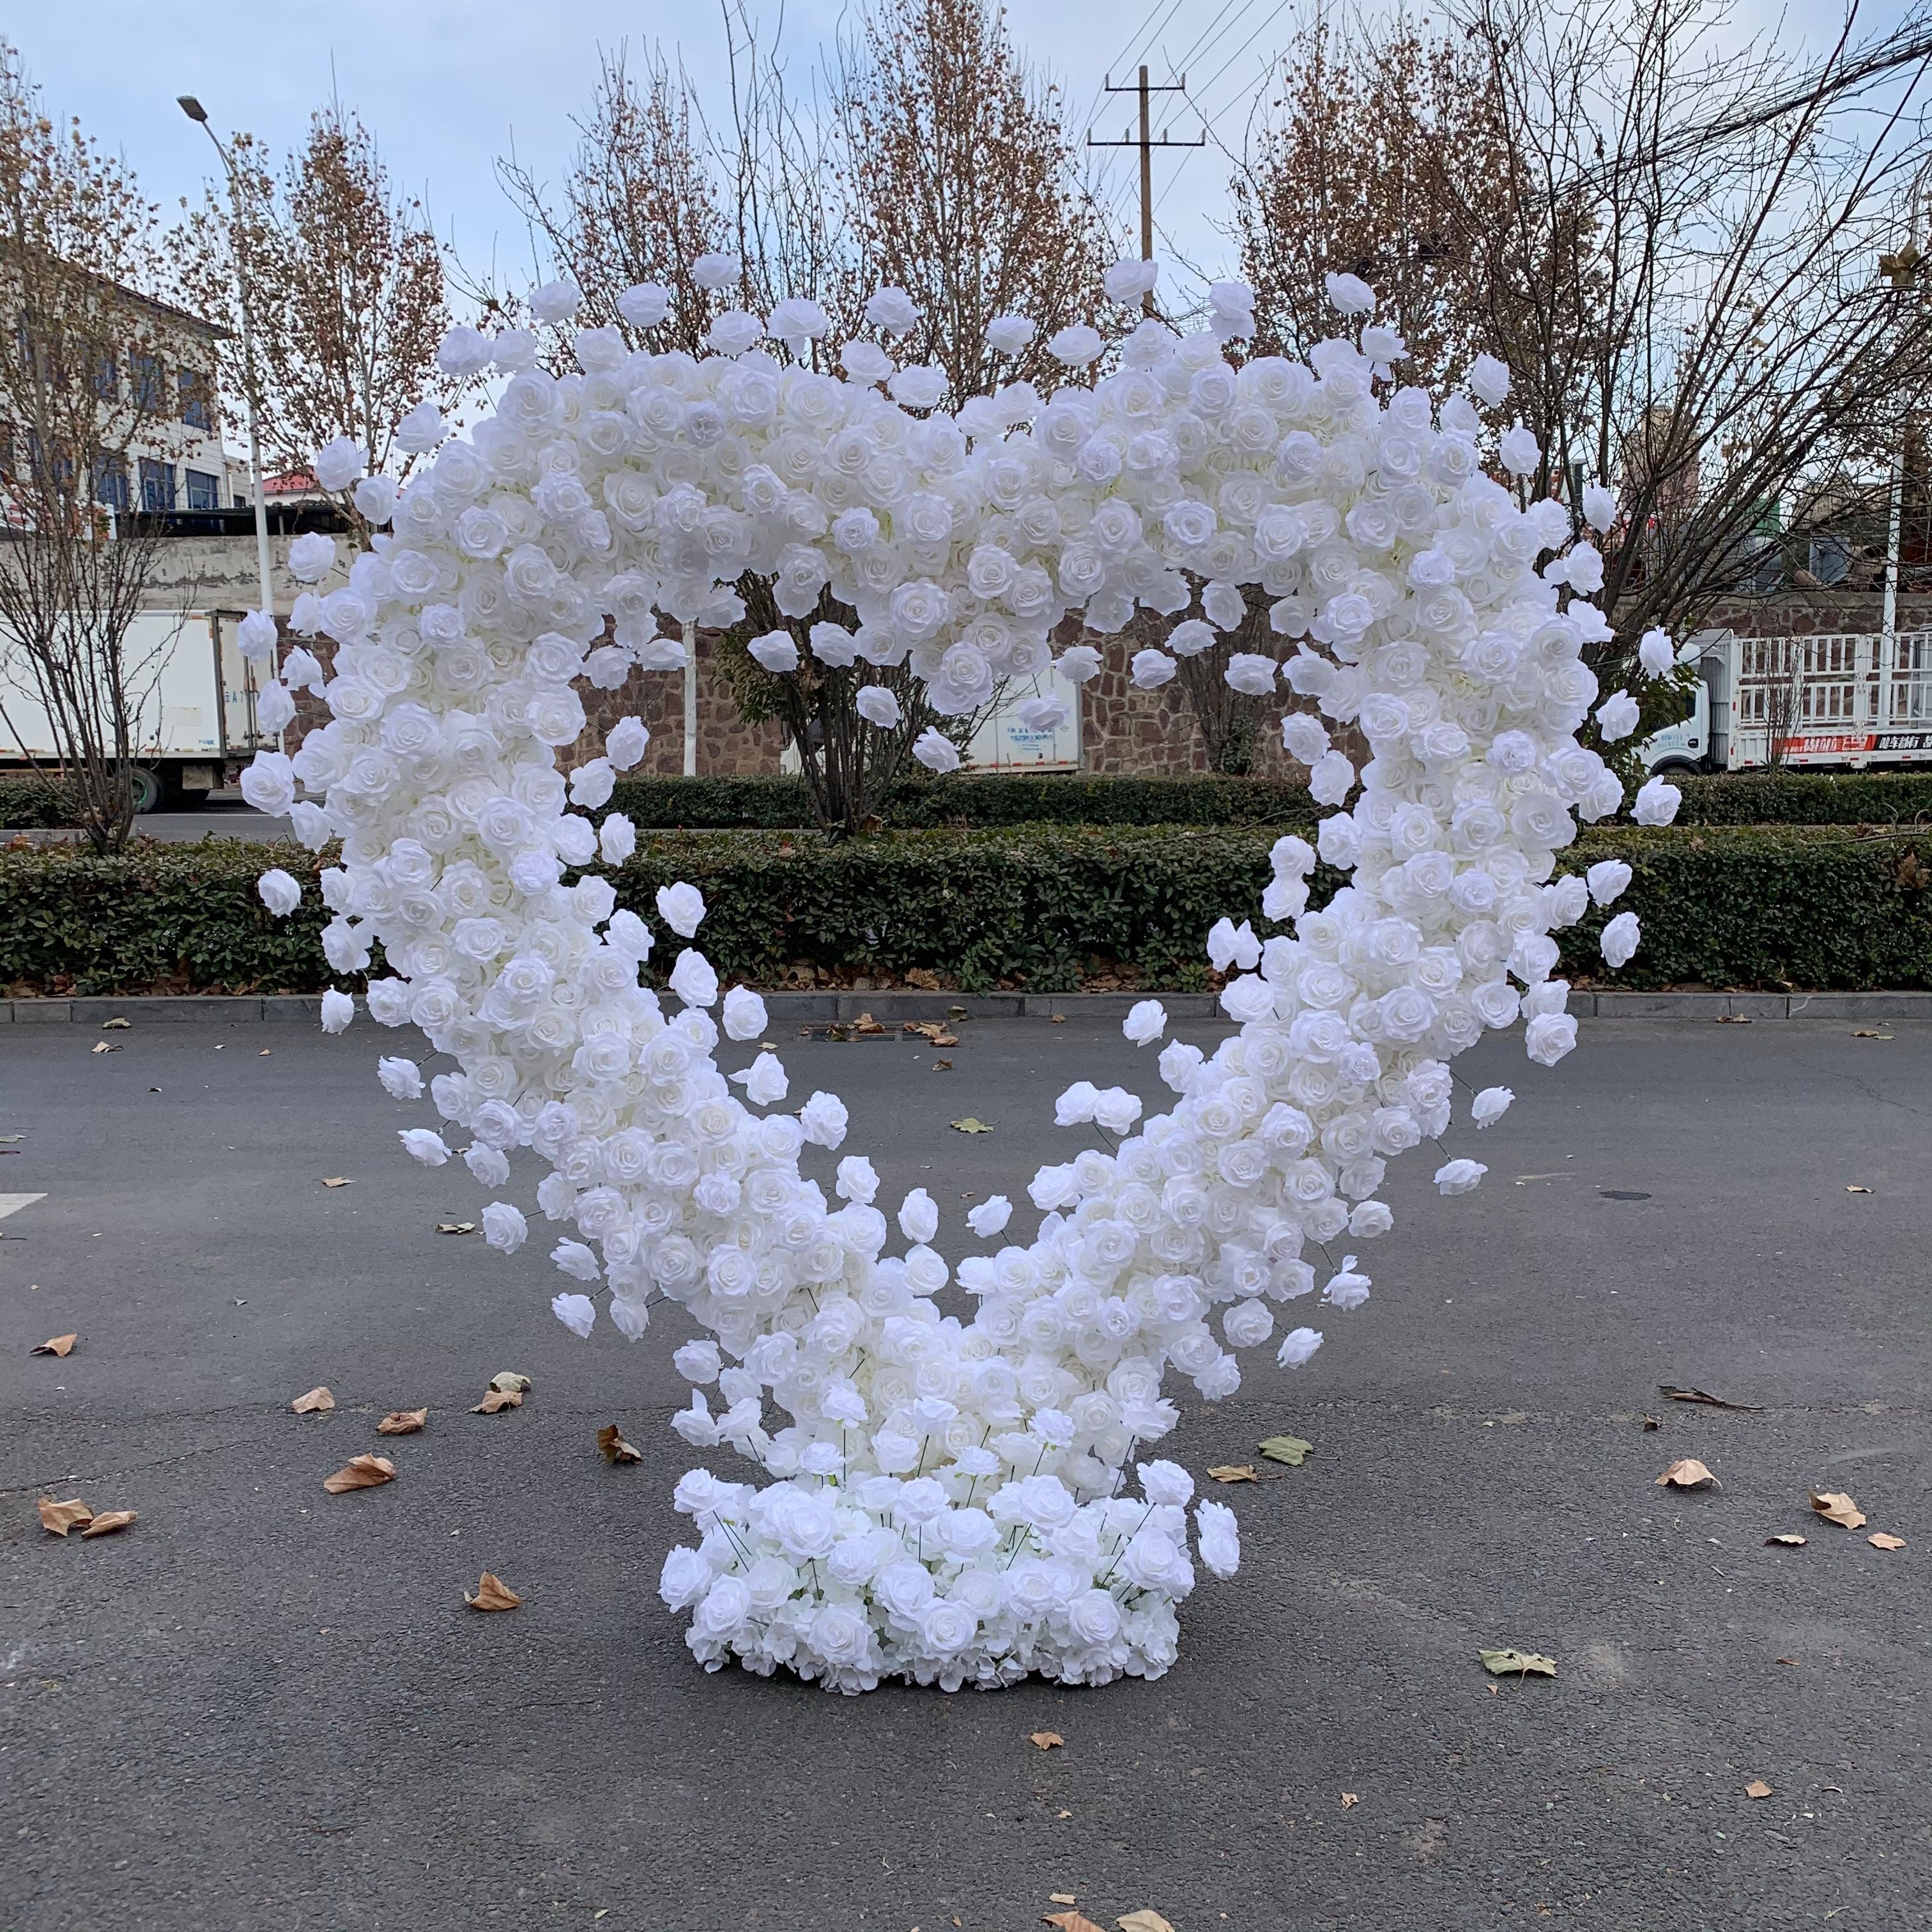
(13, 0), (1907, 310)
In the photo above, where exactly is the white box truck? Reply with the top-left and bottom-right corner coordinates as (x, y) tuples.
(0, 606), (274, 812)
(1639, 627), (1932, 774)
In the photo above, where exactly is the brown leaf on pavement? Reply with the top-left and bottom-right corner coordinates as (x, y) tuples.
(91, 1040), (119, 1054)
(80, 1509), (136, 1538)
(376, 1409), (427, 1435)
(1656, 1457), (1719, 1489)
(31, 1333), (76, 1357)
(1338, 1793), (1359, 1810)
(320, 1177), (353, 1188)
(323, 1454), (395, 1494)
(291, 1386), (335, 1414)
(1745, 1779), (1772, 1800)
(1048, 1898), (1080, 1910)
(434, 1222), (476, 1236)
(100, 1017), (130, 1029)
(1658, 1386), (1761, 1410)
(597, 1423), (643, 1464)
(1030, 1731), (1064, 1750)
(1846, 1184), (1871, 1193)
(473, 1388), (523, 1413)
(38, 1496), (93, 1536)
(1810, 1490), (1867, 1529)
(1207, 1464), (1260, 1483)
(1043, 1915), (1105, 1932)
(466, 1571), (521, 1611)
(1869, 1532), (1905, 1551)
(489, 1371), (531, 1394)
(1116, 1914), (1176, 1932)
(1764, 1533), (1808, 1547)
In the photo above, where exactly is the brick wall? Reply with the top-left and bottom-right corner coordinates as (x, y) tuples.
(1703, 592), (1932, 638)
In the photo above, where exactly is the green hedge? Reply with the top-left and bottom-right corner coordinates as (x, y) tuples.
(0, 772), (78, 829)
(1671, 770), (1932, 826)
(2, 825), (1928, 996)
(603, 772), (1322, 830)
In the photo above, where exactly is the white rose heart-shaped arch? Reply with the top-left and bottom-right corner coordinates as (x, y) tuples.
(243, 268), (1673, 1692)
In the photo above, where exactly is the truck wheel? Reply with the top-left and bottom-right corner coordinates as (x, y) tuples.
(128, 765), (162, 815)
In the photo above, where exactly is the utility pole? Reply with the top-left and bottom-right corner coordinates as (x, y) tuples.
(1087, 67), (1203, 315)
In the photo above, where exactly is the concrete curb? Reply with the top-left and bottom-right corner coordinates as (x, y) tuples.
(5, 988), (1932, 1025)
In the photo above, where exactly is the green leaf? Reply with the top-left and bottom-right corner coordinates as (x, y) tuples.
(1478, 1648), (1557, 1678)
(949, 1117), (993, 1134)
(1257, 1435), (1312, 1465)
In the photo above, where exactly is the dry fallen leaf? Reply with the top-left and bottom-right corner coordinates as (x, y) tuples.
(1642, 1414), (1661, 1431)
(1715, 1013), (1752, 1024)
(376, 1409), (427, 1435)
(38, 1495), (93, 1537)
(597, 1423), (643, 1464)
(100, 1016), (130, 1029)
(1810, 1489), (1867, 1529)
(321, 1177), (353, 1188)
(1745, 1779), (1772, 1800)
(1869, 1532), (1905, 1551)
(933, 1057), (954, 1071)
(291, 1386), (335, 1414)
(80, 1509), (136, 1538)
(91, 1040), (119, 1054)
(434, 1222), (477, 1236)
(1208, 1464), (1260, 1483)
(1116, 1914), (1175, 1932)
(1339, 1793), (1359, 1810)
(1048, 1898), (1079, 1910)
(1765, 1533), (1808, 1547)
(490, 1371), (532, 1394)
(1846, 1184), (1871, 1193)
(1050, 1013), (1067, 1024)
(1656, 1457), (1719, 1490)
(1258, 1434), (1312, 1465)
(1043, 1914), (1105, 1932)
(950, 1117), (993, 1133)
(1479, 1648), (1558, 1678)
(1031, 1731), (1064, 1750)
(466, 1570), (521, 1611)
(1852, 1027), (1884, 1038)
(472, 1388), (523, 1414)
(1658, 1385), (1760, 1410)
(323, 1454), (395, 1494)
(31, 1333), (77, 1358)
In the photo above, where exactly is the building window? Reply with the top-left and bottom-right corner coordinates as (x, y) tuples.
(94, 351), (118, 402)
(95, 455), (131, 511)
(184, 468), (220, 510)
(138, 457), (176, 512)
(180, 368), (213, 431)
(130, 352), (165, 414)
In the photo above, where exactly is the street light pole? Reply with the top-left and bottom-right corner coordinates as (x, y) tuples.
(178, 97), (274, 634)
(1874, 160), (1932, 735)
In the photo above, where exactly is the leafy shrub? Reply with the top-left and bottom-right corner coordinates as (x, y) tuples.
(3, 825), (1928, 996)
(605, 773), (1321, 831)
(1669, 769), (1932, 827)
(0, 771), (79, 829)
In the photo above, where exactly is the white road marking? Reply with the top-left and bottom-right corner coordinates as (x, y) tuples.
(0, 1193), (47, 1220)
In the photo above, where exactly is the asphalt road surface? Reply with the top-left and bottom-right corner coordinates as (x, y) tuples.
(1, 802), (293, 845)
(2, 1015), (1927, 1931)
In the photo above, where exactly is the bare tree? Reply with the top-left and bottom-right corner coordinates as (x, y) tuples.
(1448, 0), (1932, 721)
(831, 0), (1116, 408)
(176, 103), (464, 538)
(0, 43), (188, 849)
(496, 45), (729, 355)
(1232, 14), (1526, 394)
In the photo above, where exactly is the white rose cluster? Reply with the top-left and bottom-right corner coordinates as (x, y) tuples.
(249, 264), (1653, 1693)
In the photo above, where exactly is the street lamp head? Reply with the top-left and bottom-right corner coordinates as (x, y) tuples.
(177, 95), (208, 124)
